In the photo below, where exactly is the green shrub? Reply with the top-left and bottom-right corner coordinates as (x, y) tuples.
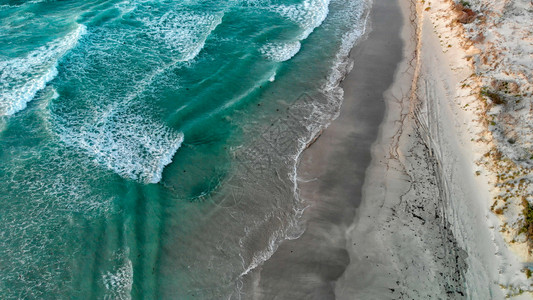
(481, 87), (505, 105)
(520, 199), (533, 246)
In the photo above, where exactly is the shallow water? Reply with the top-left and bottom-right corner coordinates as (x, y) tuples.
(0, 0), (368, 298)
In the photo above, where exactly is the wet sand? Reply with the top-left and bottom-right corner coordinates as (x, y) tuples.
(248, 0), (405, 298)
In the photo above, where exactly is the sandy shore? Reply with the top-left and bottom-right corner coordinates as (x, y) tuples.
(335, 0), (532, 297)
(249, 0), (404, 297)
(247, 0), (533, 298)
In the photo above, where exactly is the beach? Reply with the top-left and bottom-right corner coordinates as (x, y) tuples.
(250, 0), (405, 297)
(250, 0), (533, 298)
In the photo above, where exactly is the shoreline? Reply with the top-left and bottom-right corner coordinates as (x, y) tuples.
(247, 0), (405, 297)
(247, 0), (533, 297)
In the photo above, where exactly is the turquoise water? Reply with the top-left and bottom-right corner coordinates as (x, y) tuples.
(0, 0), (368, 298)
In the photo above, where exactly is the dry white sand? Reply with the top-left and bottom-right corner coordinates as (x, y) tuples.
(337, 0), (533, 298)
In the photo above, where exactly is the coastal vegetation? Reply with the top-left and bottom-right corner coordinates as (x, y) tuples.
(520, 198), (533, 245)
(438, 0), (533, 262)
(480, 87), (505, 105)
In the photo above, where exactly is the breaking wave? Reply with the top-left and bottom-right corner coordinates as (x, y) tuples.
(271, 0), (331, 39)
(55, 110), (184, 184)
(103, 258), (133, 300)
(0, 25), (86, 116)
(260, 42), (302, 62)
(140, 11), (223, 62)
(260, 0), (330, 62)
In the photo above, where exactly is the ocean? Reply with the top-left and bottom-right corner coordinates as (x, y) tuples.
(0, 0), (369, 298)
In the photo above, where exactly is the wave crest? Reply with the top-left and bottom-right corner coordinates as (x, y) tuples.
(55, 110), (184, 184)
(271, 0), (331, 39)
(259, 42), (301, 62)
(139, 10), (223, 62)
(261, 0), (330, 62)
(0, 25), (86, 116)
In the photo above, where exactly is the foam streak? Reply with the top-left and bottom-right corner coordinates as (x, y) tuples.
(0, 25), (86, 116)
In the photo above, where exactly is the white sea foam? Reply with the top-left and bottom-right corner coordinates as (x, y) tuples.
(0, 0), (47, 9)
(324, 0), (369, 93)
(0, 25), (86, 116)
(141, 11), (223, 62)
(56, 112), (184, 184)
(114, 0), (151, 15)
(261, 0), (330, 63)
(271, 0), (331, 40)
(103, 258), (133, 300)
(259, 42), (301, 62)
(239, 226), (283, 277)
